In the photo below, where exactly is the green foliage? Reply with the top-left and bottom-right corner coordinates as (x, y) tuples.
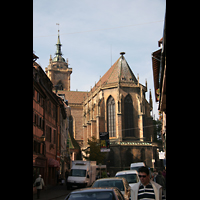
(82, 136), (107, 165)
(101, 171), (107, 178)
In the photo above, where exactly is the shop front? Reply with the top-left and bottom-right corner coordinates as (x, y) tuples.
(47, 158), (60, 185)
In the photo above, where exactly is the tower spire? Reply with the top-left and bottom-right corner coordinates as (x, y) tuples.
(51, 23), (65, 63)
(56, 23), (60, 32)
(55, 23), (62, 56)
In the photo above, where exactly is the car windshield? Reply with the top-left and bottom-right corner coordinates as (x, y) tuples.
(116, 174), (139, 184)
(130, 166), (142, 172)
(67, 191), (114, 200)
(93, 180), (124, 191)
(70, 169), (86, 177)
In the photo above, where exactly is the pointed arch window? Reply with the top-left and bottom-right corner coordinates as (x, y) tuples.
(124, 94), (134, 137)
(107, 96), (116, 137)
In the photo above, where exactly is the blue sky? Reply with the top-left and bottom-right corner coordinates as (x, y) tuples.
(33, 0), (166, 119)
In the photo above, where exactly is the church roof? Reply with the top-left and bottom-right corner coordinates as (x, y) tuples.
(56, 90), (89, 104)
(92, 52), (138, 92)
(52, 55), (65, 62)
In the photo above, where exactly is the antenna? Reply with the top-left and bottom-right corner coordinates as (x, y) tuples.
(56, 23), (60, 33)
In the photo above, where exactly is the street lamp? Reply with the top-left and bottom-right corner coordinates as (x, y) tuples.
(40, 134), (45, 142)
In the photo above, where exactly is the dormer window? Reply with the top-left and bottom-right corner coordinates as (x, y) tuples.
(122, 77), (126, 81)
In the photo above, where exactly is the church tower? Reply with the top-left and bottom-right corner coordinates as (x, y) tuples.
(45, 30), (72, 91)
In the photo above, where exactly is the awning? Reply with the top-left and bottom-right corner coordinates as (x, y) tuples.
(48, 158), (60, 168)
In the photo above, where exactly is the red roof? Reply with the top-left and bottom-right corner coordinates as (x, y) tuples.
(56, 90), (89, 104)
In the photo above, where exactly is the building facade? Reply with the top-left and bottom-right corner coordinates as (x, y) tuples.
(33, 53), (69, 192)
(45, 34), (157, 175)
(152, 13), (166, 167)
(81, 52), (155, 174)
(33, 54), (47, 191)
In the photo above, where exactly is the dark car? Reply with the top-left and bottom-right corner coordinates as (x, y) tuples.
(92, 177), (130, 200)
(64, 187), (125, 200)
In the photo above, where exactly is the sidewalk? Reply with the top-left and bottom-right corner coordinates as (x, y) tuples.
(33, 184), (70, 200)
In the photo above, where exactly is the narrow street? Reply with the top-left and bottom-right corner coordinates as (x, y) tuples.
(33, 184), (166, 200)
(33, 185), (71, 200)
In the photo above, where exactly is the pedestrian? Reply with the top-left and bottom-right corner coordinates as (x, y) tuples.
(107, 171), (110, 177)
(65, 169), (69, 188)
(131, 166), (166, 200)
(33, 174), (45, 199)
(155, 171), (166, 190)
(151, 168), (158, 182)
(57, 169), (60, 185)
(162, 169), (166, 180)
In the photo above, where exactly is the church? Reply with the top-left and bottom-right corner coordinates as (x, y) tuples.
(45, 31), (156, 174)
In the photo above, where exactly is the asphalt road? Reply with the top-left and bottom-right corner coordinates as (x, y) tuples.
(33, 185), (72, 200)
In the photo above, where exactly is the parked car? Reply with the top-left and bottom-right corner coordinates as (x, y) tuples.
(115, 170), (139, 187)
(130, 162), (152, 178)
(130, 162), (145, 171)
(64, 187), (125, 200)
(92, 177), (130, 200)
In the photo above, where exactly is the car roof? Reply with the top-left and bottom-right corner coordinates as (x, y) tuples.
(130, 162), (145, 166)
(70, 187), (119, 194)
(115, 170), (138, 175)
(94, 177), (125, 181)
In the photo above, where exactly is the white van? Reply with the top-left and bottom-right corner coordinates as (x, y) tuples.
(130, 162), (145, 172)
(130, 162), (152, 179)
(67, 160), (96, 189)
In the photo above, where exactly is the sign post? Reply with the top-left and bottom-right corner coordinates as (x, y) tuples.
(99, 132), (110, 152)
(159, 151), (165, 159)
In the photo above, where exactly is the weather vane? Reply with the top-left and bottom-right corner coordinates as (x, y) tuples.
(56, 23), (60, 33)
